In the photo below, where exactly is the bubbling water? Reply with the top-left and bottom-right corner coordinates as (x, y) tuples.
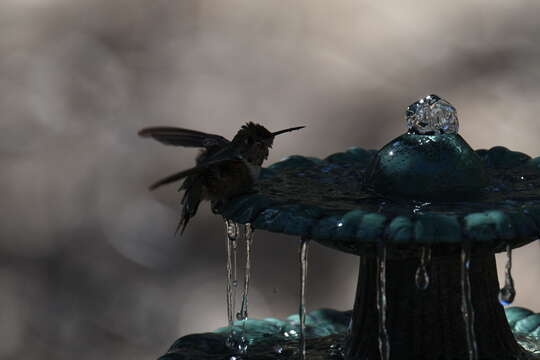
(406, 94), (459, 135)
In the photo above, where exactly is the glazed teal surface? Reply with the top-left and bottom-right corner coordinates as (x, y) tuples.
(366, 133), (488, 200)
(159, 307), (540, 359)
(219, 135), (540, 254)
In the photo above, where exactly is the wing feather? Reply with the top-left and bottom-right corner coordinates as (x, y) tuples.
(138, 127), (229, 148)
(148, 166), (203, 190)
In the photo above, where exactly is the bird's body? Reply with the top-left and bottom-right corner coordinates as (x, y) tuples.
(139, 122), (304, 234)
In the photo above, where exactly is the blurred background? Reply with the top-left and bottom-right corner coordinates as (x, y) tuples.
(1, 0), (540, 359)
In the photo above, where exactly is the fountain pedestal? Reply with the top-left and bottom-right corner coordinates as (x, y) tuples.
(347, 253), (528, 360)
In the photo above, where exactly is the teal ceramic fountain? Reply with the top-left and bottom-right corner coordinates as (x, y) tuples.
(159, 95), (540, 360)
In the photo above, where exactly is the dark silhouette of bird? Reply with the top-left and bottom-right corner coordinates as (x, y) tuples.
(139, 122), (304, 234)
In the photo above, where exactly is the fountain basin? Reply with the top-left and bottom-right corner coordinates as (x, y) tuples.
(158, 307), (540, 359)
(220, 144), (540, 256)
(217, 136), (540, 359)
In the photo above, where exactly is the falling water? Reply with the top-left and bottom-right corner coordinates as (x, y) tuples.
(415, 246), (431, 290)
(498, 244), (516, 306)
(229, 224), (255, 355)
(460, 246), (478, 360)
(237, 223), (254, 321)
(225, 220), (248, 354)
(225, 220), (238, 327)
(299, 237), (310, 360)
(232, 230), (239, 291)
(377, 244), (390, 360)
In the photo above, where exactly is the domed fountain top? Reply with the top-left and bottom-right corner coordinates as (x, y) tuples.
(220, 95), (540, 256)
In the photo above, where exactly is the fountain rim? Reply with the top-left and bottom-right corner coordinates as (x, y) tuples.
(220, 141), (540, 256)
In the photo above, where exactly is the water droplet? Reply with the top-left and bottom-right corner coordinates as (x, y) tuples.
(498, 244), (516, 306)
(377, 243), (390, 360)
(227, 220), (239, 240)
(460, 246), (478, 360)
(406, 94), (458, 135)
(415, 247), (431, 290)
(226, 331), (248, 356)
(415, 268), (429, 290)
(328, 344), (344, 357)
(498, 286), (516, 306)
(237, 336), (248, 354)
(273, 344), (284, 354)
(299, 237), (310, 360)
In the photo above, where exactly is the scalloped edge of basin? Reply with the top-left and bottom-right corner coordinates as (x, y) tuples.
(220, 145), (540, 254)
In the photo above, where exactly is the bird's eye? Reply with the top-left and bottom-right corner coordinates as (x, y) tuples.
(246, 138), (254, 145)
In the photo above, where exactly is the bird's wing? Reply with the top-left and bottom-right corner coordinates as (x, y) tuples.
(196, 145), (242, 166)
(138, 126), (230, 148)
(149, 166), (204, 190)
(149, 156), (239, 190)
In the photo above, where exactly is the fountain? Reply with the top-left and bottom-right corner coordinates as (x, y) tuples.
(154, 95), (540, 359)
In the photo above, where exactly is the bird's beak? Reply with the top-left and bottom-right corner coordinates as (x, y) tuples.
(271, 126), (305, 137)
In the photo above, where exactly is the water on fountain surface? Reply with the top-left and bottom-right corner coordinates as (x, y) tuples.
(415, 246), (431, 290)
(377, 244), (390, 360)
(499, 244), (517, 306)
(461, 246), (478, 360)
(299, 237), (310, 360)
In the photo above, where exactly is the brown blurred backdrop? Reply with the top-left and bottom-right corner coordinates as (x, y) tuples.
(1, 1), (540, 359)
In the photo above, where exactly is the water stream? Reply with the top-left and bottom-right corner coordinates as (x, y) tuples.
(377, 244), (390, 360)
(415, 246), (432, 290)
(225, 220), (238, 327)
(299, 237), (310, 360)
(460, 246), (478, 360)
(238, 223), (254, 321)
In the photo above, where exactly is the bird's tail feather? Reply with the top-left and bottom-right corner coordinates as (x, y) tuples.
(175, 177), (202, 235)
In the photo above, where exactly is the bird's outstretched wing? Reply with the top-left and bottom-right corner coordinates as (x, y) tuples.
(148, 156), (240, 190)
(138, 127), (230, 148)
(148, 166), (203, 190)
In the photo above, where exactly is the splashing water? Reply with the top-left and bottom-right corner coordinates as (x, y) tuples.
(377, 244), (390, 360)
(415, 246), (431, 290)
(460, 246), (478, 360)
(498, 244), (516, 306)
(515, 334), (540, 355)
(299, 237), (310, 360)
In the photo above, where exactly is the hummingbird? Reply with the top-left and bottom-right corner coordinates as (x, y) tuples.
(139, 122), (304, 234)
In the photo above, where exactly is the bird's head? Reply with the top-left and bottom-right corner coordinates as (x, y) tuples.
(232, 122), (304, 165)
